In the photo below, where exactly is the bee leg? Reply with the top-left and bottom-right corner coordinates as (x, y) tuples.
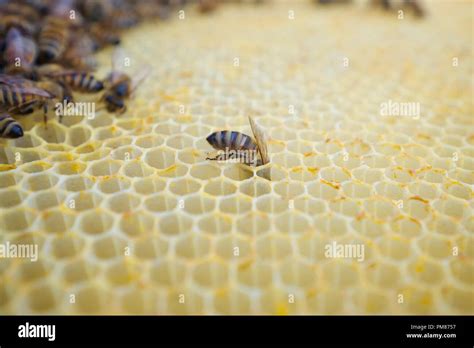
(43, 103), (48, 128)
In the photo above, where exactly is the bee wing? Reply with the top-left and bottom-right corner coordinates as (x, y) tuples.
(16, 85), (54, 98)
(130, 64), (152, 96)
(248, 116), (270, 165)
(112, 46), (127, 72)
(0, 74), (34, 86)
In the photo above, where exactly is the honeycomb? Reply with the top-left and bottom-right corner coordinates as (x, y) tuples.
(0, 0), (473, 315)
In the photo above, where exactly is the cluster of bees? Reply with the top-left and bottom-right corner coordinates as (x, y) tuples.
(0, 0), (196, 140)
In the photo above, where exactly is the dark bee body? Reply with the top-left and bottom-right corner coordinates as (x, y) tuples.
(206, 131), (258, 152)
(0, 15), (37, 36)
(107, 72), (132, 97)
(38, 16), (69, 62)
(102, 48), (149, 114)
(0, 2), (40, 22)
(88, 25), (121, 48)
(103, 91), (126, 113)
(0, 113), (23, 138)
(206, 130), (259, 165)
(81, 0), (113, 23)
(54, 71), (104, 92)
(0, 74), (54, 121)
(37, 79), (73, 105)
(102, 73), (132, 114)
(0, 83), (51, 109)
(62, 32), (98, 70)
(198, 0), (219, 13)
(372, 0), (425, 17)
(407, 0), (424, 17)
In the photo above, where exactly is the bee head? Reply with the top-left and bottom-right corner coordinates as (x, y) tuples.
(114, 82), (129, 97)
(93, 80), (105, 92)
(105, 94), (126, 113)
(38, 50), (56, 63)
(8, 124), (24, 138)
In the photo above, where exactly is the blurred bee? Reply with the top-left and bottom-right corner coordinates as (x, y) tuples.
(134, 1), (171, 20)
(3, 27), (37, 73)
(88, 23), (121, 49)
(35, 79), (74, 123)
(316, 0), (352, 4)
(38, 16), (69, 63)
(372, 0), (425, 17)
(0, 2), (41, 22)
(0, 15), (37, 36)
(23, 0), (50, 15)
(82, 0), (137, 29)
(110, 10), (139, 29)
(0, 113), (23, 139)
(101, 48), (150, 114)
(61, 32), (98, 70)
(49, 0), (84, 26)
(407, 0), (424, 17)
(36, 79), (73, 104)
(206, 116), (270, 178)
(198, 0), (219, 13)
(0, 74), (54, 123)
(80, 0), (113, 22)
(36, 64), (104, 93)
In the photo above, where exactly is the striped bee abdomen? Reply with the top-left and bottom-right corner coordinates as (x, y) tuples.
(38, 17), (68, 62)
(0, 113), (23, 138)
(0, 85), (25, 107)
(57, 72), (104, 92)
(206, 130), (257, 151)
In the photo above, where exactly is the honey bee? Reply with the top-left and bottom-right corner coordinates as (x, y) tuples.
(372, 0), (425, 17)
(316, 0), (352, 4)
(80, 0), (113, 23)
(206, 116), (270, 174)
(0, 2), (41, 23)
(407, 0), (424, 17)
(0, 15), (38, 36)
(36, 64), (104, 93)
(0, 113), (23, 139)
(88, 23), (121, 49)
(38, 16), (69, 63)
(101, 48), (150, 114)
(82, 0), (137, 29)
(134, 1), (171, 20)
(49, 0), (84, 25)
(35, 79), (74, 123)
(36, 79), (73, 105)
(61, 32), (98, 70)
(198, 0), (219, 13)
(0, 74), (54, 122)
(4, 27), (37, 73)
